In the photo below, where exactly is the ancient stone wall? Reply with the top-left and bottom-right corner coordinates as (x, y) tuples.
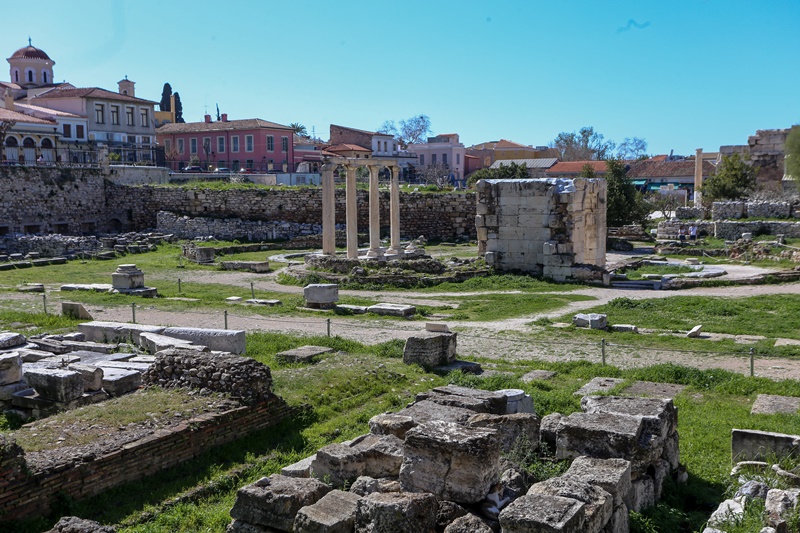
(712, 201), (796, 220)
(107, 165), (170, 186)
(0, 396), (294, 523)
(0, 167), (108, 235)
(657, 219), (800, 240)
(675, 207), (707, 220)
(475, 178), (606, 281)
(157, 211), (325, 242)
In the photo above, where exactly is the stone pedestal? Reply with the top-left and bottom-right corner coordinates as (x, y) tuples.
(111, 264), (144, 290)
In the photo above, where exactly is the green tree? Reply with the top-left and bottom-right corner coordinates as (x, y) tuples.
(605, 159), (648, 227)
(290, 123), (308, 138)
(578, 164), (596, 179)
(174, 92), (184, 123)
(785, 125), (800, 180)
(467, 162), (530, 187)
(159, 83), (172, 112)
(701, 152), (758, 202)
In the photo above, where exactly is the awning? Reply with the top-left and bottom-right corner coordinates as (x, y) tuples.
(631, 179), (647, 186)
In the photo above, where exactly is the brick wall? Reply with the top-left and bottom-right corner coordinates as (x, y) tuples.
(0, 395), (295, 523)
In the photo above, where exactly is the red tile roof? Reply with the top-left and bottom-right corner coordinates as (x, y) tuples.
(495, 139), (532, 149)
(32, 86), (156, 105)
(546, 161), (608, 175)
(0, 107), (56, 124)
(156, 118), (293, 133)
(331, 124), (392, 137)
(627, 160), (716, 179)
(326, 143), (371, 153)
(10, 45), (52, 61)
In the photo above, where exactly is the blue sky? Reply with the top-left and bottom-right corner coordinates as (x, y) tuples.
(3, 0), (798, 156)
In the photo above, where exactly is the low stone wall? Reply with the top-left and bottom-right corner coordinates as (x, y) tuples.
(107, 165), (170, 186)
(0, 395), (295, 523)
(157, 211), (325, 242)
(675, 207), (707, 220)
(712, 201), (797, 220)
(657, 219), (800, 240)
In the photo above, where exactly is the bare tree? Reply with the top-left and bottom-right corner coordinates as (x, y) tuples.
(548, 126), (616, 161)
(378, 114), (432, 148)
(616, 137), (648, 160)
(421, 162), (451, 188)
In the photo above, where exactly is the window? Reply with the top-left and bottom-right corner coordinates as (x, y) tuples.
(27, 70), (33, 83)
(432, 154), (437, 165)
(232, 159), (239, 170)
(140, 108), (148, 127)
(76, 125), (84, 139)
(442, 153), (448, 166)
(190, 138), (197, 154)
(95, 104), (105, 124)
(231, 136), (239, 152)
(281, 136), (288, 152)
(141, 136), (150, 144)
(245, 135), (254, 152)
(164, 139), (171, 151)
(419, 154), (425, 166)
(63, 124), (72, 138)
(126, 107), (134, 126)
(217, 136), (225, 153)
(43, 71), (48, 83)
(267, 136), (274, 151)
(202, 137), (211, 155)
(111, 106), (120, 125)
(13, 70), (18, 82)
(177, 138), (184, 153)
(246, 159), (254, 170)
(456, 153), (460, 165)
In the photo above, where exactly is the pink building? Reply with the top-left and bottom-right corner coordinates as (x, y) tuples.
(156, 114), (295, 172)
(407, 133), (466, 182)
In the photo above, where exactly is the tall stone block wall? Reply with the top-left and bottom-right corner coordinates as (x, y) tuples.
(475, 178), (606, 281)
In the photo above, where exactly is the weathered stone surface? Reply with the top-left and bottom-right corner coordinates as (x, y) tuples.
(731, 429), (800, 461)
(0, 332), (26, 349)
(280, 454), (315, 478)
(400, 420), (500, 504)
(444, 513), (494, 533)
(623, 381), (686, 399)
(581, 395), (677, 444)
(434, 359), (483, 374)
(751, 394), (800, 415)
(68, 363), (104, 391)
(735, 480), (770, 501)
(23, 367), (84, 402)
(99, 367), (142, 396)
(573, 313), (607, 330)
(528, 477), (612, 533)
(304, 284), (339, 307)
(369, 413), (416, 440)
(14, 348), (56, 362)
(436, 500), (469, 530)
(496, 388), (535, 414)
(78, 321), (166, 344)
(662, 431), (680, 470)
(138, 332), (200, 354)
(349, 476), (402, 496)
(61, 302), (93, 320)
(574, 377), (624, 397)
(229, 475), (332, 532)
(367, 303), (416, 317)
(310, 434), (404, 486)
(61, 340), (116, 354)
(0, 381), (25, 401)
(539, 412), (563, 450)
(521, 370), (557, 383)
(71, 351), (134, 365)
(467, 412), (540, 453)
(226, 519), (277, 532)
(162, 327), (246, 355)
(564, 456), (632, 508)
(706, 498), (744, 528)
(499, 493), (585, 533)
(0, 352), (22, 385)
(293, 489), (361, 533)
(27, 337), (70, 355)
(425, 385), (508, 414)
(276, 345), (333, 364)
(395, 399), (477, 426)
(687, 325), (703, 338)
(354, 492), (437, 533)
(44, 516), (117, 532)
(765, 488), (800, 528)
(630, 476), (655, 513)
(403, 332), (457, 369)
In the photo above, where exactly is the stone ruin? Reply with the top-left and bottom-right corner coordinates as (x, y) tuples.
(59, 263), (159, 297)
(0, 321), (246, 420)
(227, 386), (681, 532)
(475, 178), (607, 282)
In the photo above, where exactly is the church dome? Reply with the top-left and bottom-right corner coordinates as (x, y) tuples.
(10, 45), (52, 61)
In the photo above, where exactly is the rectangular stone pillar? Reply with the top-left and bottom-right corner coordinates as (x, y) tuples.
(321, 164), (336, 256)
(694, 148), (703, 207)
(345, 165), (358, 259)
(387, 166), (401, 256)
(365, 165), (383, 258)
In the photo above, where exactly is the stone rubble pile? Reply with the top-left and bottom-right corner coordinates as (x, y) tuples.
(0, 321), (249, 420)
(228, 386), (682, 532)
(0, 231), (175, 261)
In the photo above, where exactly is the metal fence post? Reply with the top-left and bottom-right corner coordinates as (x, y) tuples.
(178, 278), (182, 293)
(750, 348), (754, 377)
(42, 294), (47, 314)
(601, 339), (606, 366)
(251, 282), (255, 299)
(224, 310), (228, 330)
(131, 303), (136, 324)
(327, 318), (331, 337)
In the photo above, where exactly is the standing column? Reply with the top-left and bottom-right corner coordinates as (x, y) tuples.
(365, 165), (383, 258)
(345, 164), (358, 259)
(694, 148), (703, 207)
(386, 166), (401, 256)
(321, 163), (336, 256)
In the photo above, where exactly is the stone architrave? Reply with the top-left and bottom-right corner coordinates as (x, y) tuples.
(399, 420), (500, 504)
(386, 166), (401, 256)
(364, 165), (383, 259)
(162, 327), (246, 355)
(321, 163), (336, 256)
(403, 332), (457, 369)
(303, 283), (339, 309)
(345, 165), (358, 259)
